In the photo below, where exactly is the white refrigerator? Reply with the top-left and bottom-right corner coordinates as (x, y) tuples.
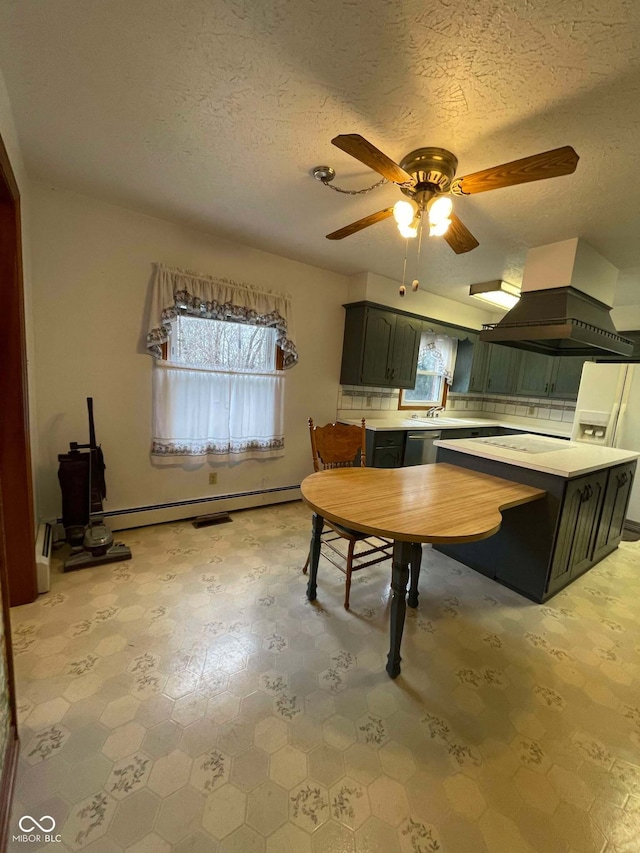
(572, 362), (640, 524)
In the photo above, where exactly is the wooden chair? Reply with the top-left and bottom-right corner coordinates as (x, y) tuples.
(303, 418), (393, 609)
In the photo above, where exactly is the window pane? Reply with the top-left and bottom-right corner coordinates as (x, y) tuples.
(172, 316), (276, 371)
(402, 372), (443, 404)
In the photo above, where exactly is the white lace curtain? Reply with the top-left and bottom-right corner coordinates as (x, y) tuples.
(152, 362), (285, 463)
(419, 333), (458, 384)
(147, 264), (295, 463)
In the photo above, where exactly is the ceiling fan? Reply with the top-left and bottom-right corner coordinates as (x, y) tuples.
(319, 134), (579, 254)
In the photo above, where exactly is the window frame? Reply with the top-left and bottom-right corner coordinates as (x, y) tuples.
(397, 375), (448, 410)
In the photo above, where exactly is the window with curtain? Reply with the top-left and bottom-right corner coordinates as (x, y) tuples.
(146, 264), (298, 463)
(399, 331), (458, 409)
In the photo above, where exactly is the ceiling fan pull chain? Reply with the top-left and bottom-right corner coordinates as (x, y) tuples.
(321, 176), (388, 195)
(399, 240), (409, 296)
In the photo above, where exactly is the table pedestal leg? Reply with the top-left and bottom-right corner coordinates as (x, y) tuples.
(386, 540), (412, 679)
(408, 542), (422, 609)
(306, 513), (324, 601)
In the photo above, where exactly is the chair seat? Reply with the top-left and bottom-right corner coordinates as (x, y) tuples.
(326, 520), (372, 541)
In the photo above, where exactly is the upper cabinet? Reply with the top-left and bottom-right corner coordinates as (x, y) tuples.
(451, 337), (490, 393)
(547, 356), (591, 400)
(516, 350), (553, 397)
(340, 304), (422, 389)
(451, 336), (592, 400)
(485, 345), (522, 395)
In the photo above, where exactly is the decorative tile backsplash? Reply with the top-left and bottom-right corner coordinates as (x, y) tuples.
(450, 391), (576, 423)
(337, 385), (576, 425)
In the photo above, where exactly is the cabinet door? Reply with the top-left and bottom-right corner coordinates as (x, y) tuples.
(360, 309), (395, 386)
(468, 340), (491, 392)
(516, 351), (553, 397)
(372, 444), (404, 468)
(592, 463), (636, 561)
(485, 346), (521, 394)
(549, 471), (606, 589)
(390, 315), (422, 388)
(548, 357), (590, 400)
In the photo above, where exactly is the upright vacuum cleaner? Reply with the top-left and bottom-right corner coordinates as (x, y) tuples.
(58, 397), (132, 571)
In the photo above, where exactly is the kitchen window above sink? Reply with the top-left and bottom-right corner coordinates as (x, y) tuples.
(398, 331), (458, 411)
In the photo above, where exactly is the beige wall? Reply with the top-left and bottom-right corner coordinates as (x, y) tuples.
(353, 272), (499, 329)
(28, 182), (349, 524)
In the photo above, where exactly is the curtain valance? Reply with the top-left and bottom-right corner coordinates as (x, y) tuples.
(420, 333), (458, 385)
(146, 263), (298, 368)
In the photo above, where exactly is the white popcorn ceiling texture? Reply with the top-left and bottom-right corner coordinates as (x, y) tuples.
(1, 0), (639, 307)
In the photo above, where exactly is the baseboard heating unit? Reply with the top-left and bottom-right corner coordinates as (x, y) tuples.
(98, 484), (301, 531)
(35, 522), (53, 593)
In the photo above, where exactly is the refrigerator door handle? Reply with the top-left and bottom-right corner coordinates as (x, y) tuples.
(612, 401), (627, 448)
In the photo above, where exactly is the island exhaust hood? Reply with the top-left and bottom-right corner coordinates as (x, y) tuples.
(480, 238), (633, 358)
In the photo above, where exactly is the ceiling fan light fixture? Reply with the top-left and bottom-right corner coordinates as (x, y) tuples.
(429, 218), (451, 237)
(398, 222), (418, 239)
(427, 195), (453, 225)
(469, 280), (521, 310)
(393, 199), (417, 226)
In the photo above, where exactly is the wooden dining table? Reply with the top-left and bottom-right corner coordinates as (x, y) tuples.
(300, 463), (545, 678)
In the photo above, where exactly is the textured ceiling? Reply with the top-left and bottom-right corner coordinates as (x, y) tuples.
(1, 0), (640, 309)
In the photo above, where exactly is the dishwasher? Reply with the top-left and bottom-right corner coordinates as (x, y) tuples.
(403, 431), (442, 466)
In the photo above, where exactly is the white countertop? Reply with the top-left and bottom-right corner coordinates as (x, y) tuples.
(339, 415), (572, 438)
(434, 433), (640, 477)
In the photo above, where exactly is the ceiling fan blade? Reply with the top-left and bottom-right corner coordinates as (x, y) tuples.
(443, 214), (479, 254)
(331, 134), (413, 184)
(326, 208), (394, 240)
(453, 146), (579, 195)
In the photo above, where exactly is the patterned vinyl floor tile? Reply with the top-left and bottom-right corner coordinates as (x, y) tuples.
(7, 501), (640, 852)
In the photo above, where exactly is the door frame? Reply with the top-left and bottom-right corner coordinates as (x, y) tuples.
(0, 128), (33, 846)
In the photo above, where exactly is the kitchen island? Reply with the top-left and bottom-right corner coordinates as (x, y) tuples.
(434, 434), (639, 601)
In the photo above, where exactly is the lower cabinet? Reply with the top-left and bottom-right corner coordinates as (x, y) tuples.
(366, 430), (405, 468)
(439, 427), (500, 440)
(433, 449), (637, 602)
(592, 462), (636, 562)
(548, 470), (606, 593)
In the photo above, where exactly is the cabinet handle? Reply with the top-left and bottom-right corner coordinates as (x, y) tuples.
(544, 383), (548, 393)
(487, 378), (492, 389)
(550, 382), (555, 393)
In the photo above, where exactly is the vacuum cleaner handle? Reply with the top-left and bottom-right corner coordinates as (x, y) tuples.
(87, 397), (97, 449)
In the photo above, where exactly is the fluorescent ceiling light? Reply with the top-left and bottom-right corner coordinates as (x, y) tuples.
(469, 280), (520, 310)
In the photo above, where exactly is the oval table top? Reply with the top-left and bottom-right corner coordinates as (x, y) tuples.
(300, 463), (545, 544)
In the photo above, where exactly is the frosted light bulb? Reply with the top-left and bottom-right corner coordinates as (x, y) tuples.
(428, 196), (453, 224)
(393, 200), (416, 226)
(398, 223), (418, 239)
(412, 279), (419, 292)
(399, 285), (406, 297)
(429, 218), (451, 237)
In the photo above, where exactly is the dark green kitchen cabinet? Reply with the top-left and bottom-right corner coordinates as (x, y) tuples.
(485, 345), (521, 394)
(592, 462), (636, 562)
(340, 304), (421, 389)
(548, 470), (607, 594)
(547, 356), (590, 400)
(365, 430), (406, 468)
(516, 351), (554, 397)
(451, 337), (491, 393)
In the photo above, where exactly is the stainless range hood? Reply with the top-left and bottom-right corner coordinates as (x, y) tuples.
(480, 239), (633, 358)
